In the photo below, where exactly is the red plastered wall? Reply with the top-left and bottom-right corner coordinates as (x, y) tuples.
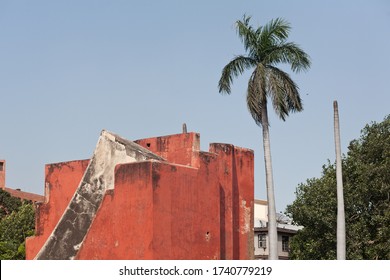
(25, 160), (89, 259)
(77, 155), (221, 260)
(26, 133), (254, 260)
(134, 132), (200, 168)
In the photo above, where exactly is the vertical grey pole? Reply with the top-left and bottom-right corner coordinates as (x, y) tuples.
(334, 101), (346, 260)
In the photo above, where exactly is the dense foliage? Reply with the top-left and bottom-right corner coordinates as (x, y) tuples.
(286, 116), (390, 259)
(0, 189), (22, 220)
(0, 189), (35, 260)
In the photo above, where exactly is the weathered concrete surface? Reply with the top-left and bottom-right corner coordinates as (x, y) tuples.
(76, 157), (222, 259)
(209, 143), (255, 260)
(134, 132), (201, 168)
(75, 136), (254, 260)
(26, 159), (90, 260)
(26, 131), (254, 260)
(34, 130), (164, 260)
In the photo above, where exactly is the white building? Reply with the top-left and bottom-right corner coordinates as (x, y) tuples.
(254, 199), (303, 260)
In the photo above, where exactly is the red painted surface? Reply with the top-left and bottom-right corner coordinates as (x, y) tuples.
(134, 132), (200, 168)
(0, 159), (44, 202)
(0, 160), (5, 190)
(25, 160), (89, 260)
(4, 188), (44, 203)
(26, 133), (254, 260)
(208, 143), (255, 259)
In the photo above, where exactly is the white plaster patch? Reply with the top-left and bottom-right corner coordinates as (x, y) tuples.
(34, 130), (164, 260)
(73, 242), (82, 251)
(240, 199), (251, 234)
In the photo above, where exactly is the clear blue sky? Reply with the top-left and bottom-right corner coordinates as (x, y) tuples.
(1, 0), (389, 212)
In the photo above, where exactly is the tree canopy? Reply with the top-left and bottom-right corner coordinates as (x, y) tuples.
(286, 115), (390, 259)
(218, 16), (311, 126)
(0, 189), (22, 220)
(0, 189), (35, 260)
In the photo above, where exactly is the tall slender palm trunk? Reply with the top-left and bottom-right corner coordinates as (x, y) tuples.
(334, 101), (346, 260)
(261, 104), (278, 260)
(218, 16), (310, 260)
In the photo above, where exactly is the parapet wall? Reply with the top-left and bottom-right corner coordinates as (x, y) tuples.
(26, 131), (254, 260)
(0, 159), (44, 203)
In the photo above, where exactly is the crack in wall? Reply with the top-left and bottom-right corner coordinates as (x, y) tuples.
(35, 130), (164, 260)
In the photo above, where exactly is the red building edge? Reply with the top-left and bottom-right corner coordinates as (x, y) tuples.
(25, 131), (254, 260)
(0, 160), (44, 203)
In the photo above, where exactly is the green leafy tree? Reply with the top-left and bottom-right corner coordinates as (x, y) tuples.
(0, 190), (35, 260)
(287, 115), (390, 259)
(0, 189), (22, 220)
(218, 15), (311, 259)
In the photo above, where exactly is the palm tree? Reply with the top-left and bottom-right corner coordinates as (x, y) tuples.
(333, 100), (346, 259)
(218, 16), (311, 260)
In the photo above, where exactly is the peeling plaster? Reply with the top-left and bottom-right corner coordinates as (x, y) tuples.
(35, 130), (164, 259)
(240, 199), (251, 234)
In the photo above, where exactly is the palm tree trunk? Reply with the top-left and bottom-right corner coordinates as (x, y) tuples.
(261, 103), (278, 260)
(334, 100), (346, 260)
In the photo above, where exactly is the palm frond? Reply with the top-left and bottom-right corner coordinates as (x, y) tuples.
(218, 16), (310, 260)
(218, 15), (310, 123)
(246, 65), (267, 126)
(260, 18), (291, 46)
(264, 42), (311, 73)
(266, 66), (303, 121)
(236, 15), (258, 55)
(247, 82), (263, 126)
(218, 55), (256, 94)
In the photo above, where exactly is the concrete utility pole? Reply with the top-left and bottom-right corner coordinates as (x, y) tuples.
(334, 100), (346, 260)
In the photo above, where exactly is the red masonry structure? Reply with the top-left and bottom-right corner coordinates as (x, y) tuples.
(26, 132), (254, 260)
(0, 159), (44, 203)
(0, 160), (5, 189)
